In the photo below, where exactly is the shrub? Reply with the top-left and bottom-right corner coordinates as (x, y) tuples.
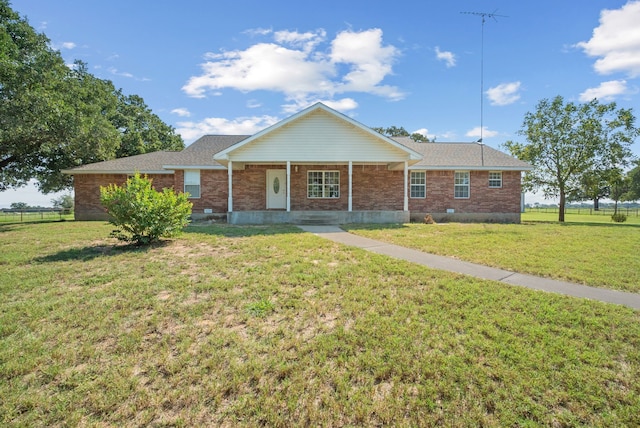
(611, 213), (627, 223)
(100, 173), (192, 245)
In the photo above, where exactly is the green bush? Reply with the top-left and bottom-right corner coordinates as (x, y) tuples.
(611, 213), (627, 223)
(100, 173), (192, 245)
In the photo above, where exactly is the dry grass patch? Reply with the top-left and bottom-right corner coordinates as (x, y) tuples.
(1, 222), (639, 426)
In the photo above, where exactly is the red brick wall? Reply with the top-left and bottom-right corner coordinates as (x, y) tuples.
(73, 167), (522, 220)
(352, 165), (404, 210)
(290, 165), (349, 211)
(174, 169), (229, 214)
(409, 170), (522, 213)
(73, 173), (176, 220)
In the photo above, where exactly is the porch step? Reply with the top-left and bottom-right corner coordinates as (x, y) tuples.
(296, 213), (341, 225)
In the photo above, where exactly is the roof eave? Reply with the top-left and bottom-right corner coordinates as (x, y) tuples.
(61, 169), (174, 175)
(409, 165), (533, 171)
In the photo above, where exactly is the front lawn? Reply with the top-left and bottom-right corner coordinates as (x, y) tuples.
(1, 222), (639, 426)
(344, 218), (640, 293)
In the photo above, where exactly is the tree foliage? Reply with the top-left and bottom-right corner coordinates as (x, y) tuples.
(373, 126), (435, 143)
(100, 173), (192, 246)
(626, 162), (640, 202)
(0, 1), (183, 194)
(505, 96), (638, 222)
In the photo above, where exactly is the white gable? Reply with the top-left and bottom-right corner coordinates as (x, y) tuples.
(214, 103), (421, 164)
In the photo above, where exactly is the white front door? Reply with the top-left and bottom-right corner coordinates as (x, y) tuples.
(266, 169), (287, 209)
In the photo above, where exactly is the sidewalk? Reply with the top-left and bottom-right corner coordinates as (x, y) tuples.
(297, 225), (640, 310)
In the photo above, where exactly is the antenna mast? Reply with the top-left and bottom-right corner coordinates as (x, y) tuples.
(461, 10), (507, 149)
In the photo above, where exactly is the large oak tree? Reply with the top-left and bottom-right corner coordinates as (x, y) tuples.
(0, 1), (183, 193)
(505, 96), (638, 222)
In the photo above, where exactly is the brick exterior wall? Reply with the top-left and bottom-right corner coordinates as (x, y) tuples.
(409, 170), (522, 213)
(73, 167), (522, 221)
(73, 173), (176, 220)
(175, 169), (229, 214)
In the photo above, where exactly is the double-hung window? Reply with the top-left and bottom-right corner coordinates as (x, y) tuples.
(307, 171), (340, 198)
(454, 171), (470, 199)
(488, 171), (502, 188)
(410, 171), (426, 198)
(184, 170), (201, 198)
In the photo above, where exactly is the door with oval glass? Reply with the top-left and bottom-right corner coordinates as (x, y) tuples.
(266, 169), (287, 209)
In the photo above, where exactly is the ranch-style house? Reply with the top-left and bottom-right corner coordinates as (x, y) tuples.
(63, 102), (532, 224)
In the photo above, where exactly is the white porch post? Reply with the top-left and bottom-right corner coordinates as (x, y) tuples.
(403, 161), (409, 211)
(286, 161), (291, 212)
(227, 160), (233, 212)
(348, 161), (353, 212)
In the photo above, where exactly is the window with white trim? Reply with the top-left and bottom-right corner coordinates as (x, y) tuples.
(307, 171), (340, 198)
(454, 171), (470, 198)
(489, 171), (502, 188)
(410, 171), (426, 198)
(184, 170), (201, 198)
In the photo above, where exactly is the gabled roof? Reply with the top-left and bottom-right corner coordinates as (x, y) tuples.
(394, 138), (532, 171)
(61, 151), (180, 174)
(62, 135), (247, 174)
(162, 135), (249, 169)
(213, 102), (423, 164)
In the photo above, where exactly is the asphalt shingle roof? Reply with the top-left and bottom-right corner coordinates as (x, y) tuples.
(63, 134), (529, 173)
(63, 135), (248, 173)
(393, 137), (531, 170)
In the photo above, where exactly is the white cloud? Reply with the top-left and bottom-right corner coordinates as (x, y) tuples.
(247, 99), (262, 108)
(182, 28), (404, 105)
(576, 1), (640, 77)
(411, 128), (436, 140)
(108, 67), (134, 78)
(171, 108), (191, 117)
(274, 29), (326, 52)
(108, 67), (150, 81)
(435, 46), (456, 68)
(579, 79), (633, 101)
(486, 81), (522, 106)
(176, 115), (280, 144)
(61, 42), (76, 50)
(465, 126), (499, 140)
(281, 96), (359, 114)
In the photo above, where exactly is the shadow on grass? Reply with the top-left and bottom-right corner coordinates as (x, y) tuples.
(33, 240), (169, 263)
(184, 223), (306, 238)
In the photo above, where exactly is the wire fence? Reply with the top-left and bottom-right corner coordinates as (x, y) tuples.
(527, 207), (640, 217)
(0, 209), (73, 223)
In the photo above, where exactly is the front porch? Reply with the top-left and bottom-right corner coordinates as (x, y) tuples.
(228, 210), (409, 225)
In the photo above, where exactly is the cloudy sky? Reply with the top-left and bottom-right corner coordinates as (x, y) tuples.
(3, 0), (640, 207)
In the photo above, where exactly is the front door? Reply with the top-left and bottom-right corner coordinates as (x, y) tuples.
(266, 169), (286, 209)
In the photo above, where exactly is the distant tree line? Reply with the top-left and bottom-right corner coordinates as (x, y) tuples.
(0, 1), (184, 195)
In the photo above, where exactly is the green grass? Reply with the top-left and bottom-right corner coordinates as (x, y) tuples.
(345, 215), (640, 293)
(524, 209), (640, 225)
(1, 221), (639, 426)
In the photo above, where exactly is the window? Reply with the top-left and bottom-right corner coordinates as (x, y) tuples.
(308, 171), (340, 198)
(489, 171), (502, 188)
(454, 171), (470, 198)
(410, 171), (426, 198)
(184, 170), (200, 198)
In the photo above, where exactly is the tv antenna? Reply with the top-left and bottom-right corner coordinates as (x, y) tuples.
(461, 10), (508, 149)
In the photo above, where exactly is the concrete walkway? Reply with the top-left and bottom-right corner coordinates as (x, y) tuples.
(297, 225), (640, 310)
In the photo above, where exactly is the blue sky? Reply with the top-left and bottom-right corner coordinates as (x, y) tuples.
(3, 0), (640, 207)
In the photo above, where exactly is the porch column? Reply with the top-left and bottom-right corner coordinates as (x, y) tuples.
(348, 161), (353, 212)
(227, 160), (233, 212)
(403, 161), (408, 211)
(286, 161), (291, 212)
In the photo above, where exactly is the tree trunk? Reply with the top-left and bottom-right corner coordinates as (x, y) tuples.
(559, 191), (565, 222)
(593, 198), (599, 211)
